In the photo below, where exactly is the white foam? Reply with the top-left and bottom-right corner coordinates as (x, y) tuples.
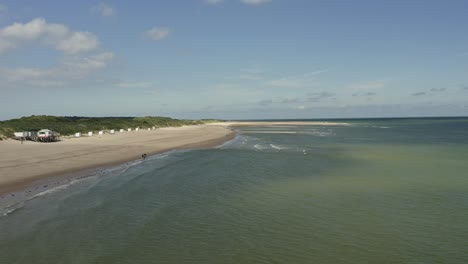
(254, 144), (263, 150)
(2, 207), (18, 216)
(27, 179), (86, 200)
(270, 144), (283, 150)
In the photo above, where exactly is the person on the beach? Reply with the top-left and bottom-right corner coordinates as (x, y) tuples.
(142, 154), (147, 160)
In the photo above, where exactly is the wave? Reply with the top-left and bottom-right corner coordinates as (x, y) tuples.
(344, 137), (376, 141)
(1, 206), (21, 217)
(361, 125), (391, 129)
(242, 131), (298, 134)
(0, 151), (178, 216)
(270, 144), (283, 150)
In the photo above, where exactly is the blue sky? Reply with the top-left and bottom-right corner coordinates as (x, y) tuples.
(0, 0), (467, 120)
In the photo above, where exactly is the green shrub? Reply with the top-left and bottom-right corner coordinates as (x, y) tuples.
(0, 115), (223, 138)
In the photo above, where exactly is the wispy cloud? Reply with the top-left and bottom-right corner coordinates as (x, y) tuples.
(144, 27), (171, 41)
(268, 70), (327, 88)
(0, 52), (114, 87)
(348, 80), (385, 91)
(307, 91), (335, 102)
(258, 99), (273, 106)
(281, 98), (299, 104)
(411, 87), (448, 97)
(92, 3), (115, 17)
(240, 0), (272, 6)
(205, 0), (224, 4)
(295, 105), (306, 110)
(269, 77), (304, 87)
(352, 92), (376, 97)
(430, 88), (447, 92)
(0, 18), (99, 54)
(117, 81), (153, 89)
(225, 65), (270, 81)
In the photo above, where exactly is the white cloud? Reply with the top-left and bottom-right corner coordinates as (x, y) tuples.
(205, 0), (224, 4)
(56, 32), (99, 54)
(240, 0), (272, 5)
(0, 18), (99, 54)
(92, 3), (115, 17)
(144, 27), (171, 41)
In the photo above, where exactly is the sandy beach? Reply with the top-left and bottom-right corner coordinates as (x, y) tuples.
(0, 121), (349, 196)
(0, 124), (234, 195)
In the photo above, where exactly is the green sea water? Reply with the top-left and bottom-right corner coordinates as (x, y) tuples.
(1, 118), (468, 263)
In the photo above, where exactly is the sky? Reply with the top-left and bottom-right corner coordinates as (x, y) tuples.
(0, 0), (467, 120)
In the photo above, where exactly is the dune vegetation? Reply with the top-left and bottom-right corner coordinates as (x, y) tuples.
(0, 115), (222, 139)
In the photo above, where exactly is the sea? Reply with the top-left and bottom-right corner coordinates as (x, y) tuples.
(1, 117), (468, 264)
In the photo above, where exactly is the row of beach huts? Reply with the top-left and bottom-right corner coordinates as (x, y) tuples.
(14, 126), (159, 143)
(14, 129), (61, 142)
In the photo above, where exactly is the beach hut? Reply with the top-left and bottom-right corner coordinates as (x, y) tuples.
(75, 132), (81, 138)
(98, 131), (104, 135)
(147, 128), (151, 131)
(120, 129), (124, 133)
(37, 129), (60, 142)
(128, 128), (132, 132)
(13, 131), (32, 141)
(110, 129), (115, 134)
(14, 132), (28, 138)
(88, 132), (93, 137)
(135, 128), (139, 131)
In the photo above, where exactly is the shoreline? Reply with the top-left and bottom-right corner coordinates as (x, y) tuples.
(0, 124), (235, 197)
(0, 121), (347, 202)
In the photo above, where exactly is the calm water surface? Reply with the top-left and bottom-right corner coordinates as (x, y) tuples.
(1, 118), (468, 263)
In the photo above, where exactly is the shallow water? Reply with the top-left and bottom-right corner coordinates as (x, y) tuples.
(1, 118), (468, 263)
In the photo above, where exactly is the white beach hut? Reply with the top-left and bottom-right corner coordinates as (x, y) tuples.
(147, 128), (151, 131)
(14, 132), (29, 138)
(135, 127), (139, 131)
(110, 129), (115, 134)
(88, 132), (93, 137)
(120, 129), (124, 133)
(98, 131), (104, 135)
(75, 132), (81, 138)
(128, 128), (132, 132)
